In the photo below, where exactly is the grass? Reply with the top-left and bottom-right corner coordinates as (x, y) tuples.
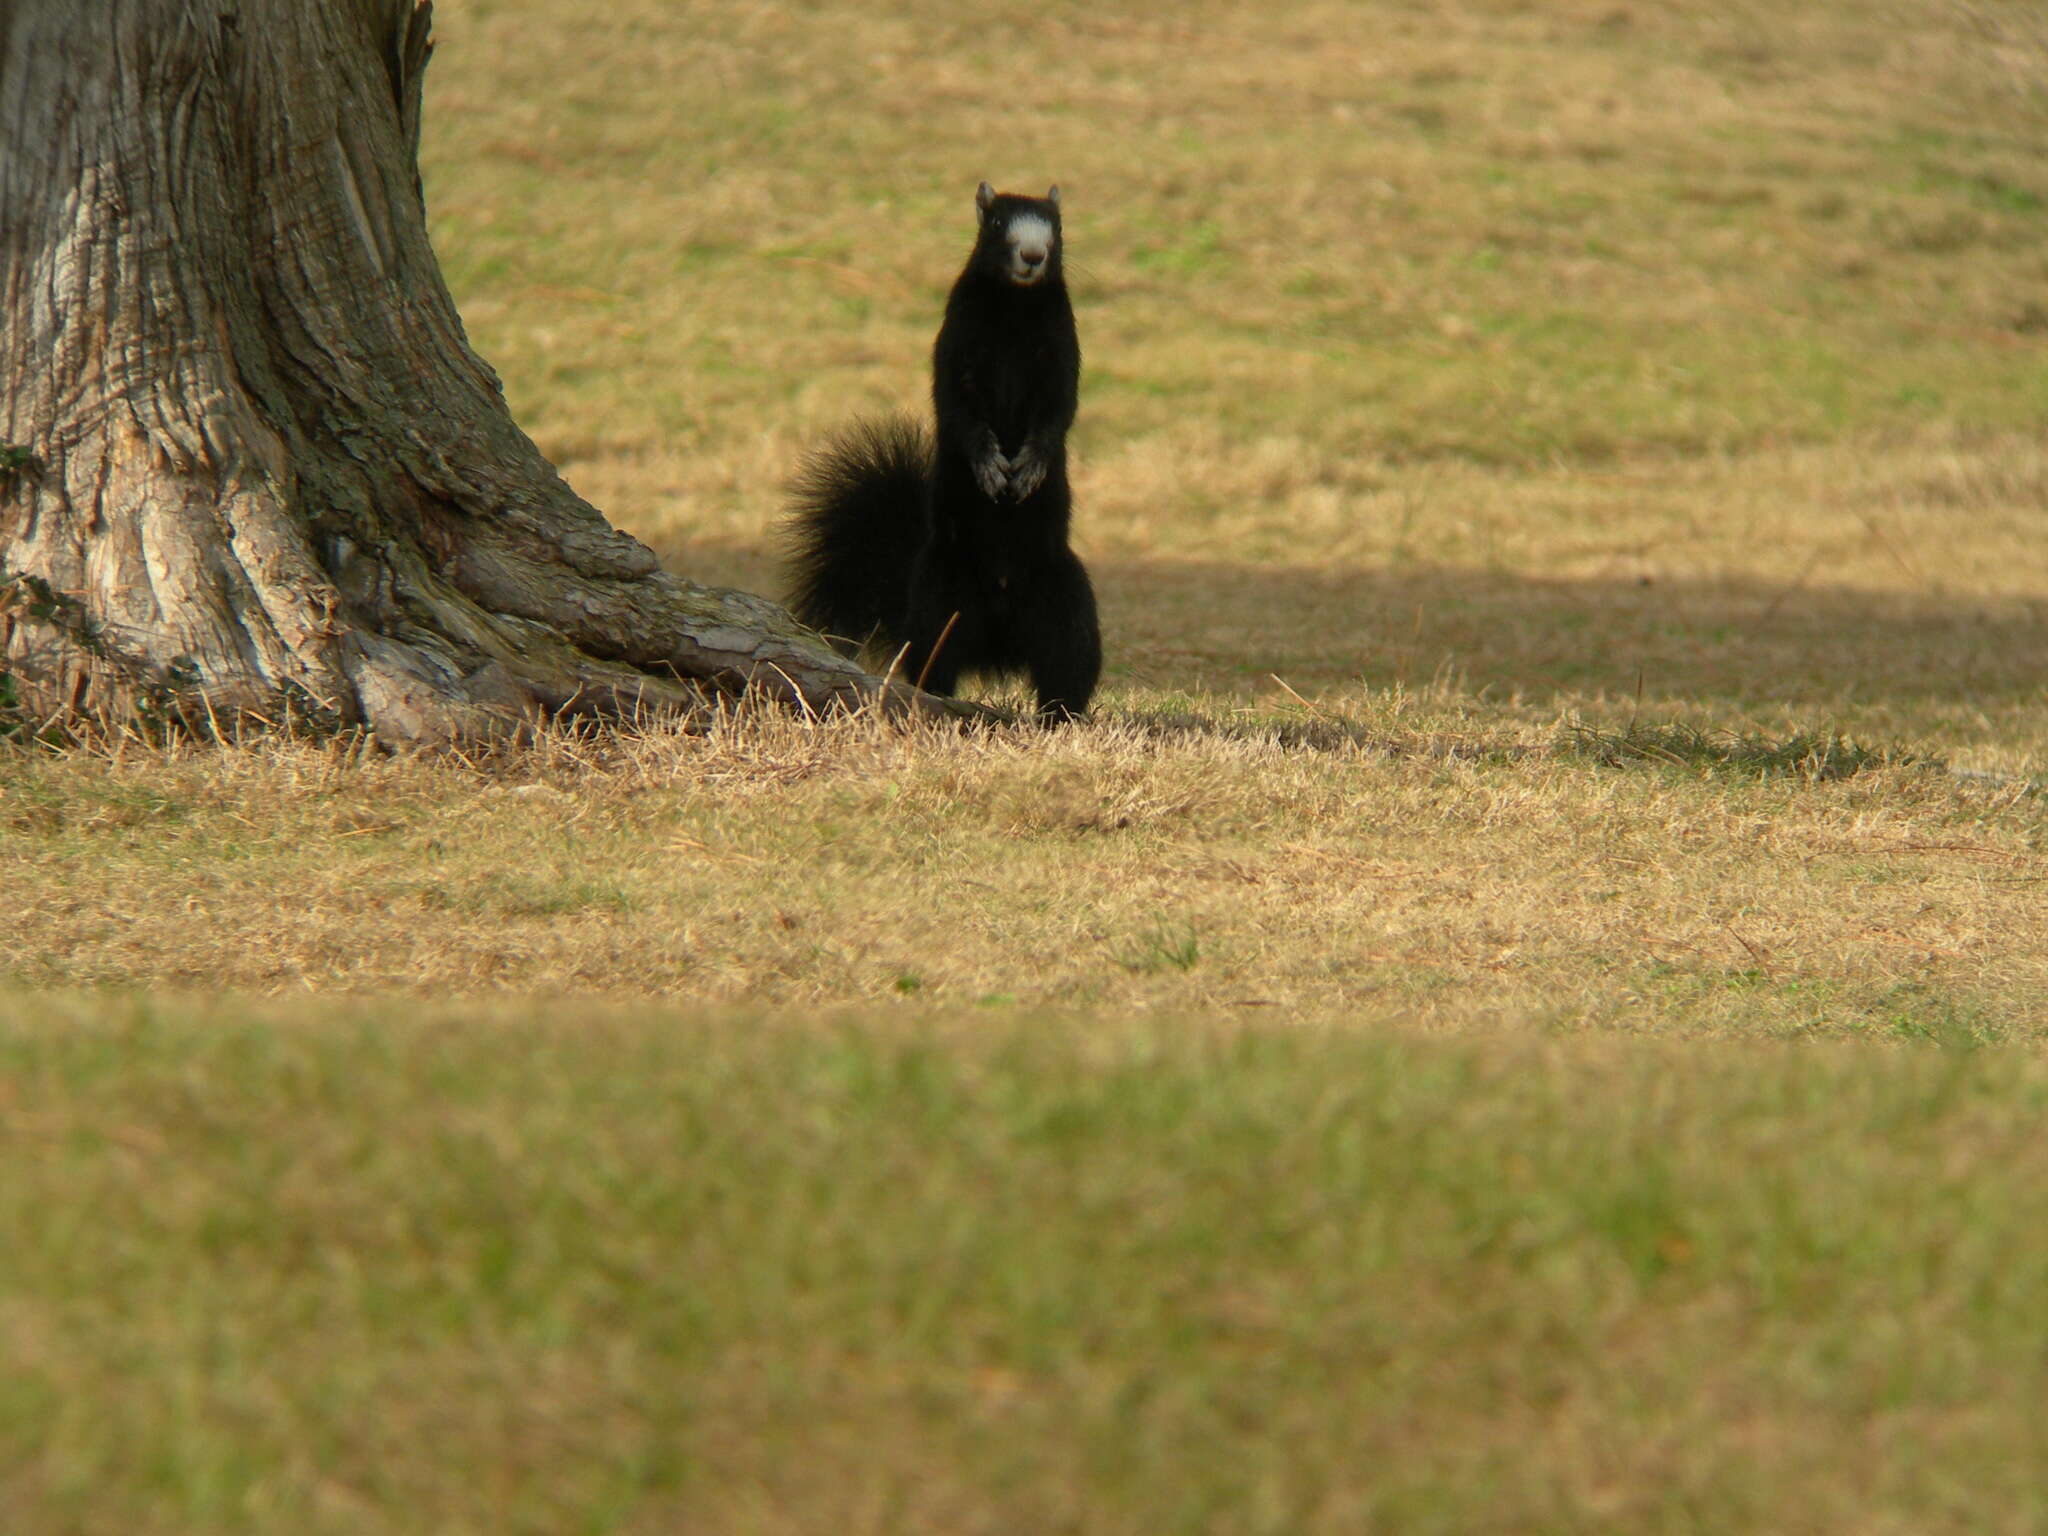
(9, 999), (2048, 1534)
(7, 0), (2048, 1526)
(3, 708), (2042, 1030)
(416, 0), (2048, 764)
(1560, 719), (1913, 780)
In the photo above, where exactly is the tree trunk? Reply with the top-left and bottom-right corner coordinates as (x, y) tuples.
(0, 0), (945, 744)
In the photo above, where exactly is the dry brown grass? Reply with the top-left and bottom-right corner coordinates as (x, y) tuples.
(5, 0), (2047, 1026)
(4, 704), (2041, 1034)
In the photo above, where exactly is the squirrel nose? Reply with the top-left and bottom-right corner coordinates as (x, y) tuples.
(1019, 247), (1045, 267)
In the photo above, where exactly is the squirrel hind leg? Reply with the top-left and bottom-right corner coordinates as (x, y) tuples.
(1023, 553), (1101, 722)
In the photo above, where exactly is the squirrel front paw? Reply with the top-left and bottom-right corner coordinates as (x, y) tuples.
(1005, 445), (1047, 501)
(974, 442), (1012, 500)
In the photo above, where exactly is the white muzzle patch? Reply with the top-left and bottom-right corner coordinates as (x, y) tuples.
(1005, 212), (1055, 284)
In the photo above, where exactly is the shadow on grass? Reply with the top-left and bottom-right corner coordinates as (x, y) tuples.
(664, 539), (2046, 727)
(1099, 561), (2046, 725)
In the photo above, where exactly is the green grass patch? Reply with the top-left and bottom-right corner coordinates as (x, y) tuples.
(1563, 720), (1914, 782)
(7, 998), (2048, 1533)
(0, 672), (22, 743)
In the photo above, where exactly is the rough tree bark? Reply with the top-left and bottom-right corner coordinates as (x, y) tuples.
(0, 0), (944, 743)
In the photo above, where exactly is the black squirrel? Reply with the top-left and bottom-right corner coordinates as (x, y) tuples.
(783, 182), (1100, 721)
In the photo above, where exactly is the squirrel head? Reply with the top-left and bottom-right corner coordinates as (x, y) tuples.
(973, 181), (1063, 288)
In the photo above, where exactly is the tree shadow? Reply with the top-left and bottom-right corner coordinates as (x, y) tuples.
(664, 539), (2046, 732)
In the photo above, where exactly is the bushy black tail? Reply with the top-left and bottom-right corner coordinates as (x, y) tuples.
(782, 415), (933, 655)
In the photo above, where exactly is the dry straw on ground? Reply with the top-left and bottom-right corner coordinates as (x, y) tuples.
(6, 0), (2047, 1028)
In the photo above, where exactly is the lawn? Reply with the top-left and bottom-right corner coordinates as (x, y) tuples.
(9, 999), (2048, 1534)
(4, 0), (2047, 1527)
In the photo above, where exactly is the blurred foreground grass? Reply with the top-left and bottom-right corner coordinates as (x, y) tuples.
(7, 998), (2048, 1534)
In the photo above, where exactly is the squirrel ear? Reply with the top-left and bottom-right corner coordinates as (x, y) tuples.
(976, 181), (995, 213)
(1047, 184), (1060, 207)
